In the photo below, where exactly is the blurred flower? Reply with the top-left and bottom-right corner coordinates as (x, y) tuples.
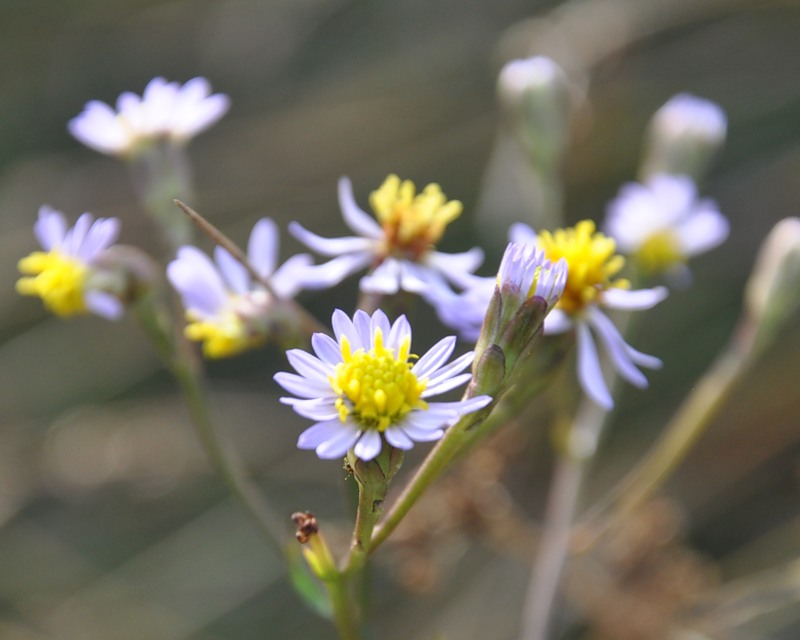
(167, 218), (311, 358)
(497, 55), (572, 168)
(641, 93), (727, 181)
(289, 175), (483, 297)
(68, 77), (230, 158)
(275, 309), (492, 461)
(431, 242), (567, 341)
(513, 221), (667, 409)
(17, 206), (124, 319)
(604, 174), (729, 281)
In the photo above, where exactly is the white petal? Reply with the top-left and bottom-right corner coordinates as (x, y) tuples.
(677, 206), (729, 256)
(288, 399), (340, 421)
(35, 206), (67, 251)
(286, 349), (332, 383)
(316, 426), (361, 459)
(247, 218), (279, 278)
(332, 308), (364, 350)
(269, 253), (314, 298)
(369, 309), (391, 345)
(79, 217), (120, 263)
(167, 247), (228, 318)
(422, 371), (473, 397)
(509, 222), (538, 245)
(312, 332), (343, 365)
(274, 372), (334, 399)
(293, 253), (372, 290)
(289, 221), (374, 257)
(576, 322), (614, 410)
(297, 419), (345, 449)
(338, 177), (382, 239)
(587, 308), (648, 388)
(84, 290), (124, 320)
(214, 246), (250, 294)
(398, 421), (445, 442)
(353, 309), (373, 348)
(63, 213), (92, 256)
(412, 336), (457, 378)
(386, 314), (411, 351)
(601, 286), (668, 310)
(543, 309), (573, 334)
(360, 259), (400, 294)
(384, 427), (415, 450)
(425, 248), (484, 285)
(353, 430), (383, 461)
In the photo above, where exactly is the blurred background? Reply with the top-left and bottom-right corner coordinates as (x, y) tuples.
(2, 0), (800, 638)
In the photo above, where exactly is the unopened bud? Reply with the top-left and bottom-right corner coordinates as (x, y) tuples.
(470, 344), (507, 397)
(641, 93), (727, 181)
(744, 217), (800, 352)
(497, 56), (572, 169)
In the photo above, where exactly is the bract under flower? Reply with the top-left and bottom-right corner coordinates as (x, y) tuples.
(275, 309), (491, 461)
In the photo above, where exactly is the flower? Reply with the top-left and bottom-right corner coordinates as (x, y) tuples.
(512, 221), (667, 409)
(604, 174), (729, 279)
(289, 175), (483, 297)
(275, 309), (492, 461)
(430, 242), (567, 341)
(16, 206), (124, 319)
(642, 93), (727, 180)
(167, 218), (311, 358)
(649, 94), (727, 149)
(68, 77), (230, 157)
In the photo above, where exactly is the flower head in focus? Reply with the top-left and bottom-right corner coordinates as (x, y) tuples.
(604, 174), (729, 281)
(512, 221), (667, 409)
(289, 175), (483, 297)
(167, 219), (311, 358)
(16, 206), (124, 319)
(68, 77), (230, 158)
(275, 309), (492, 461)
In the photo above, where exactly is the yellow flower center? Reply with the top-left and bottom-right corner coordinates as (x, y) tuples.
(331, 329), (427, 432)
(16, 251), (89, 316)
(537, 220), (629, 313)
(635, 230), (685, 273)
(369, 174), (463, 259)
(183, 293), (270, 359)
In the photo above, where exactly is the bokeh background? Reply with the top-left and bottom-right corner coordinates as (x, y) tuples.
(2, 0), (800, 638)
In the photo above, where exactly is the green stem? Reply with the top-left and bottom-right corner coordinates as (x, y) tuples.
(325, 574), (361, 640)
(582, 339), (751, 538)
(134, 296), (283, 551)
(368, 406), (491, 554)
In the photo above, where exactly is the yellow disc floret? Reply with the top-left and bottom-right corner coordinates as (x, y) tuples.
(331, 328), (427, 431)
(184, 309), (265, 359)
(16, 251), (89, 316)
(537, 220), (629, 313)
(635, 229), (685, 274)
(369, 174), (463, 259)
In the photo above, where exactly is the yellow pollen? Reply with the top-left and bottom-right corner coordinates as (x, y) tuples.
(16, 250), (89, 316)
(537, 220), (629, 313)
(369, 174), (463, 258)
(331, 329), (427, 432)
(635, 230), (685, 273)
(184, 308), (265, 359)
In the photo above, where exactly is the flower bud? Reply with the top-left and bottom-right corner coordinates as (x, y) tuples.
(497, 56), (572, 169)
(640, 93), (727, 182)
(744, 217), (800, 353)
